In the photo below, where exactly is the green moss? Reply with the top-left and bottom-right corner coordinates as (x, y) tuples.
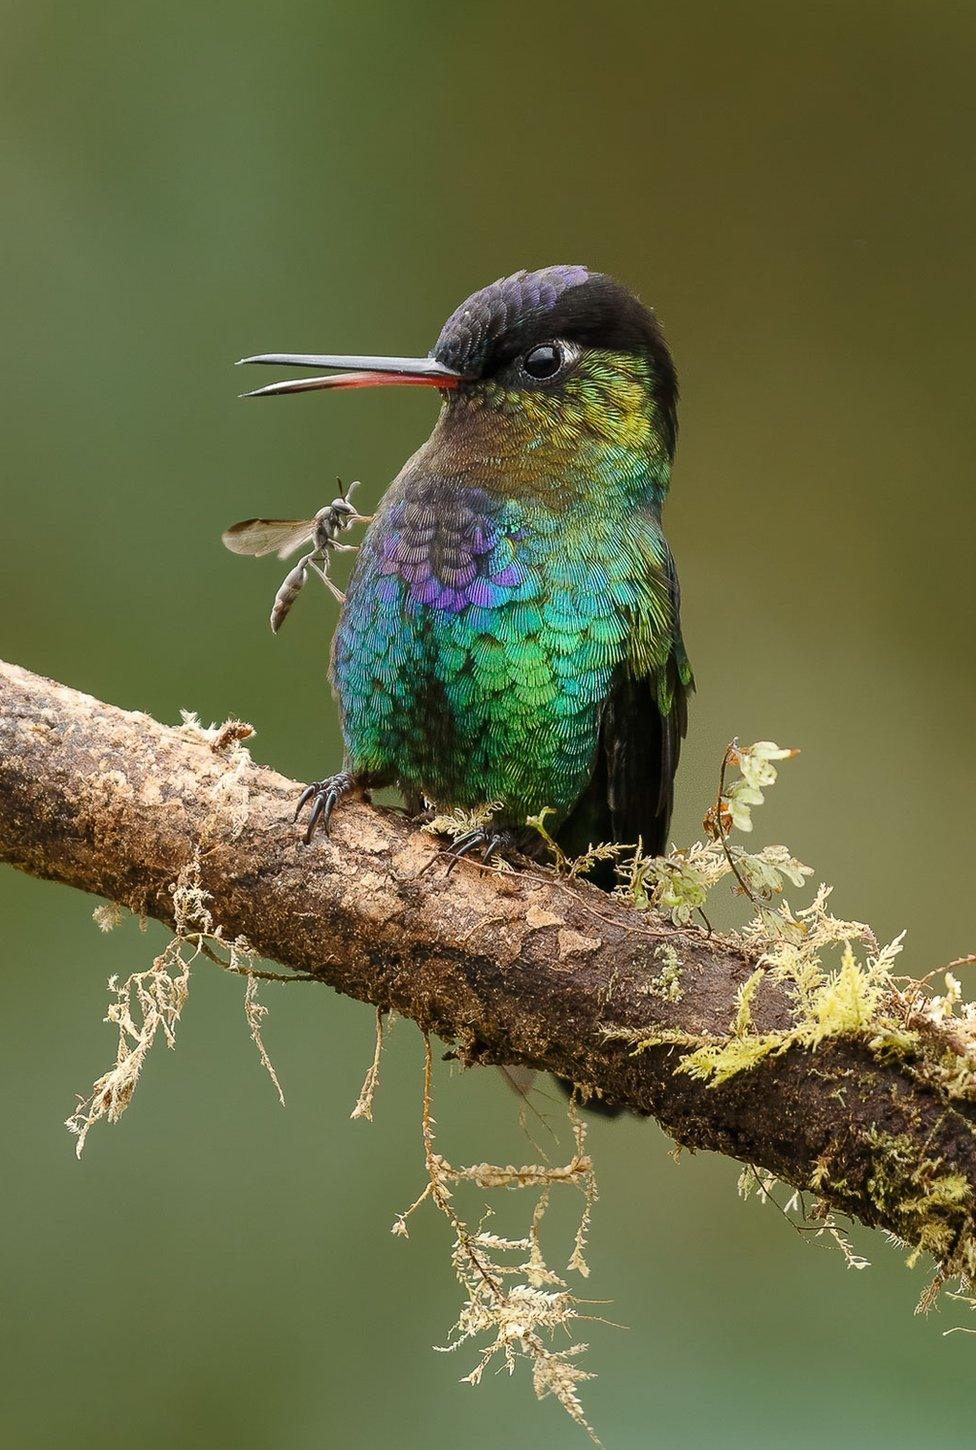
(615, 736), (976, 1313)
(906, 1172), (971, 1212)
(679, 1032), (783, 1085)
(867, 1029), (921, 1064)
(865, 1132), (918, 1215)
(864, 1130), (973, 1265)
(662, 946), (900, 1090)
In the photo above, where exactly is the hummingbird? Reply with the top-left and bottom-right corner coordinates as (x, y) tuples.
(238, 265), (692, 872)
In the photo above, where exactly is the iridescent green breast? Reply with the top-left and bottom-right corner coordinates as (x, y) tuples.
(331, 452), (679, 825)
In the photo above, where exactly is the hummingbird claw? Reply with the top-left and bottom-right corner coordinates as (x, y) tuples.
(429, 826), (515, 876)
(294, 782), (320, 819)
(294, 771), (355, 843)
(304, 793), (328, 842)
(442, 827), (486, 875)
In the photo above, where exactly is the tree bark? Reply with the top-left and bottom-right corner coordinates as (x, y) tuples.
(2, 657), (974, 1273)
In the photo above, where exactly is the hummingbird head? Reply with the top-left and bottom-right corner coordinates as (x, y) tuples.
(239, 265), (677, 474)
(429, 266), (677, 461)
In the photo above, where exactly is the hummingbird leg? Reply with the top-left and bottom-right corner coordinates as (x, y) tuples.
(402, 788), (429, 819)
(294, 770), (357, 844)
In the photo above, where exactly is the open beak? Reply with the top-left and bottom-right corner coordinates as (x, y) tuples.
(236, 351), (464, 398)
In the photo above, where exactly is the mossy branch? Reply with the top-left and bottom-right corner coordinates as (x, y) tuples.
(3, 657), (976, 1292)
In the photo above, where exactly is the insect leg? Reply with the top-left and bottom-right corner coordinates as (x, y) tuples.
(307, 555), (346, 604)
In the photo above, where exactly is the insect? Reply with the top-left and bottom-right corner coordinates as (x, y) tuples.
(222, 479), (371, 632)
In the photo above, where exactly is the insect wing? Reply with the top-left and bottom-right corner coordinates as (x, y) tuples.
(222, 518), (316, 559)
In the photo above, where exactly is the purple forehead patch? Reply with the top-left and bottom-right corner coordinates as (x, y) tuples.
(432, 265), (591, 376)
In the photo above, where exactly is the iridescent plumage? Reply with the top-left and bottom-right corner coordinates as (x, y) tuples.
(329, 266), (692, 856)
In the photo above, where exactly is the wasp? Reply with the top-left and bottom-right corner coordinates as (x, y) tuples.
(222, 479), (371, 632)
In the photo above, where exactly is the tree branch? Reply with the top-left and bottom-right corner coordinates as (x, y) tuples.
(2, 657), (975, 1278)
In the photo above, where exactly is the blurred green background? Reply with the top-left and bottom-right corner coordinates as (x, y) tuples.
(3, 2), (976, 1445)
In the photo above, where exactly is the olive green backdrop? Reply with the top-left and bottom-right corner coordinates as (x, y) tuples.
(3, 3), (975, 1446)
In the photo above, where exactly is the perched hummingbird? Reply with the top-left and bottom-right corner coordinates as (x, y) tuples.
(239, 265), (692, 870)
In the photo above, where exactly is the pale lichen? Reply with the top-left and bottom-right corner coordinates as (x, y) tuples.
(69, 852), (287, 1155)
(738, 1166), (872, 1271)
(642, 943), (684, 1002)
(391, 1038), (604, 1444)
(92, 901), (124, 933)
(69, 717), (290, 1154)
(424, 800), (504, 839)
(350, 1007), (390, 1122)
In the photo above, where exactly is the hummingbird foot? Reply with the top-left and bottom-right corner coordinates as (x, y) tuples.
(294, 770), (356, 844)
(440, 826), (517, 875)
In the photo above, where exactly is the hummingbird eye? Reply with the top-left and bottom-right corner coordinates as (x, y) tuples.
(521, 343), (564, 381)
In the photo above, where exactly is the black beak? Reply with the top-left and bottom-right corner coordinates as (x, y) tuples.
(236, 352), (464, 398)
